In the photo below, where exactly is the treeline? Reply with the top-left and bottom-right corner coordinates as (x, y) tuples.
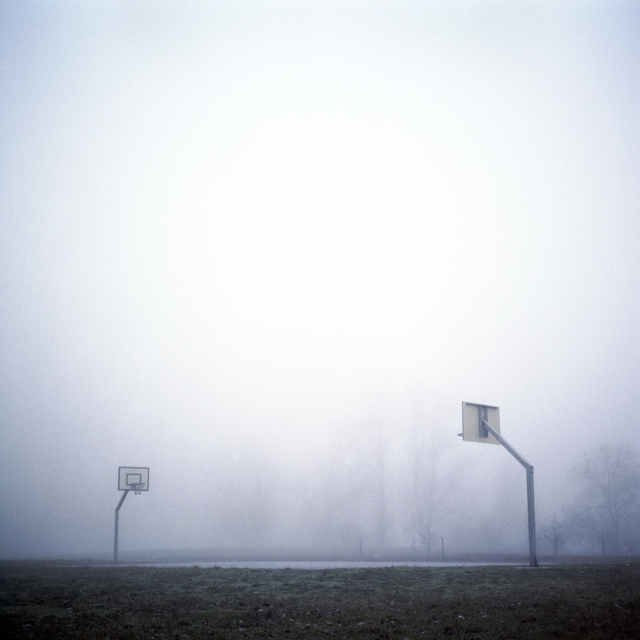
(181, 402), (638, 558)
(195, 400), (529, 556)
(541, 441), (640, 557)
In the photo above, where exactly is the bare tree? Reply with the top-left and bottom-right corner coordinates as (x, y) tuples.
(563, 502), (610, 556)
(541, 512), (564, 557)
(569, 441), (640, 555)
(302, 445), (367, 548)
(361, 417), (394, 548)
(402, 408), (453, 555)
(347, 398), (397, 550)
(209, 450), (281, 547)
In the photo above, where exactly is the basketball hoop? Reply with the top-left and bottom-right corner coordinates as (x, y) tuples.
(115, 467), (150, 565)
(130, 482), (145, 495)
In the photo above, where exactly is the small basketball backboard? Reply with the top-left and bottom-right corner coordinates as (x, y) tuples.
(118, 466), (149, 492)
(461, 402), (501, 444)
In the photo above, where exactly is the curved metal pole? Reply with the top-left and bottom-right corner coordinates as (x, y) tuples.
(482, 419), (538, 567)
(114, 490), (129, 564)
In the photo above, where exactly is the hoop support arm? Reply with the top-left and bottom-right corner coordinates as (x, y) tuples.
(482, 419), (538, 567)
(482, 419), (532, 470)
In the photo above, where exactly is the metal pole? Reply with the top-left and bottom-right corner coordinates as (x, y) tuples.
(482, 419), (538, 567)
(114, 490), (129, 564)
(526, 467), (538, 567)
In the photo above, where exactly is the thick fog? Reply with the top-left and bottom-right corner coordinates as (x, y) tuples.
(1, 1), (639, 560)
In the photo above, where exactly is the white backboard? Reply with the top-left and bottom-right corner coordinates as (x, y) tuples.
(118, 466), (149, 491)
(461, 402), (501, 444)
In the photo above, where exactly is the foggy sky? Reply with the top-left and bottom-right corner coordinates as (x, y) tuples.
(1, 1), (639, 559)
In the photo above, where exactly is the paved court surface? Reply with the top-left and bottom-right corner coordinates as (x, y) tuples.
(106, 560), (523, 569)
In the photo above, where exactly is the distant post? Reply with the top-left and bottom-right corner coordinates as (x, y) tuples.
(114, 466), (149, 564)
(460, 403), (538, 567)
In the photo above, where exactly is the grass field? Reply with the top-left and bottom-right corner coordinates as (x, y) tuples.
(1, 561), (639, 639)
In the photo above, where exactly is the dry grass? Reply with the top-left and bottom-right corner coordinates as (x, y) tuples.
(1, 561), (639, 639)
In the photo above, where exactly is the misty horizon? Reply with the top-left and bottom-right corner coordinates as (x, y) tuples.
(1, 1), (639, 560)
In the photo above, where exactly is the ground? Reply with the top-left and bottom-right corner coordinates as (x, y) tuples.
(1, 560), (639, 639)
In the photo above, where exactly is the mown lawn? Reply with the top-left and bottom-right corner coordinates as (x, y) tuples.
(1, 561), (639, 639)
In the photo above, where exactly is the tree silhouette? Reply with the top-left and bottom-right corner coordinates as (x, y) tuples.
(569, 442), (640, 555)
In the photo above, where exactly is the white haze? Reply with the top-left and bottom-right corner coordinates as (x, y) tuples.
(1, 1), (639, 559)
